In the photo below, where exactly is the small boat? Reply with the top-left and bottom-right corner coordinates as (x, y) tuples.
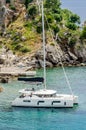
(12, 0), (78, 108)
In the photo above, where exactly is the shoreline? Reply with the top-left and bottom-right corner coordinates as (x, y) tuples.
(0, 63), (85, 83)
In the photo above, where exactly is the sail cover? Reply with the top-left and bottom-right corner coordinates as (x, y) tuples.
(18, 77), (44, 83)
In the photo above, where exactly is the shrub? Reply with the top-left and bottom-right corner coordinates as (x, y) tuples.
(80, 26), (86, 39)
(52, 8), (61, 14)
(51, 24), (60, 34)
(68, 38), (77, 47)
(47, 15), (53, 23)
(36, 25), (42, 33)
(66, 22), (77, 30)
(24, 22), (32, 29)
(54, 14), (62, 22)
(10, 5), (16, 11)
(45, 0), (61, 10)
(24, 0), (33, 8)
(69, 14), (80, 24)
(28, 5), (37, 19)
(20, 47), (30, 53)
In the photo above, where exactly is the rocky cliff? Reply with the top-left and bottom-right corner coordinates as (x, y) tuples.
(0, 0), (86, 68)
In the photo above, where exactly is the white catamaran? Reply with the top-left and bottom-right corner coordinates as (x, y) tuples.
(12, 0), (78, 108)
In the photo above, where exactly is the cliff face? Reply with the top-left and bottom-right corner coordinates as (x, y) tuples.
(0, 1), (86, 68)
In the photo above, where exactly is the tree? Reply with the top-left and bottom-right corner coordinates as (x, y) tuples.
(69, 14), (80, 24)
(54, 14), (62, 22)
(44, 0), (61, 11)
(51, 24), (60, 34)
(66, 22), (77, 30)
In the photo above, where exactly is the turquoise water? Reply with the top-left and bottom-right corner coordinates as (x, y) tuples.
(0, 67), (86, 130)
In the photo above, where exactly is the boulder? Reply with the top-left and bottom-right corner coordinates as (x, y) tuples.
(47, 53), (58, 64)
(46, 61), (53, 68)
(0, 87), (3, 92)
(0, 77), (9, 83)
(68, 51), (78, 61)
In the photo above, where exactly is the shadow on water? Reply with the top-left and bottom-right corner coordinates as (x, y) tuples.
(9, 105), (79, 114)
(1, 103), (86, 116)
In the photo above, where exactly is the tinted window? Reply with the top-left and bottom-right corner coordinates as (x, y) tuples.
(52, 101), (61, 105)
(23, 100), (31, 102)
(37, 101), (44, 105)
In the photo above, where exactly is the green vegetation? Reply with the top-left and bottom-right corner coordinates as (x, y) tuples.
(68, 37), (77, 47)
(10, 5), (16, 11)
(24, 0), (33, 8)
(27, 5), (38, 19)
(66, 22), (77, 30)
(1, 0), (86, 55)
(80, 26), (86, 40)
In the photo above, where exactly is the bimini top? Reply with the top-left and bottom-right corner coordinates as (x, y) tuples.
(34, 89), (57, 95)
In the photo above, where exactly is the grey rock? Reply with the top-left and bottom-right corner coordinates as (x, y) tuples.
(47, 53), (58, 64)
(21, 36), (26, 41)
(68, 51), (77, 60)
(46, 61), (53, 68)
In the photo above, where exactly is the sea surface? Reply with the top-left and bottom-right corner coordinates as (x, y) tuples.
(0, 67), (86, 130)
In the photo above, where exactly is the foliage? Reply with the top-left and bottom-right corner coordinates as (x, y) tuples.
(10, 5), (16, 11)
(51, 24), (60, 34)
(20, 47), (30, 53)
(24, 0), (33, 8)
(66, 22), (77, 30)
(62, 9), (80, 24)
(2, 0), (83, 54)
(24, 22), (32, 29)
(36, 24), (42, 33)
(80, 26), (86, 39)
(68, 37), (77, 47)
(52, 8), (61, 14)
(69, 14), (80, 24)
(44, 0), (61, 10)
(62, 9), (72, 20)
(54, 14), (62, 22)
(27, 5), (38, 19)
(46, 14), (54, 23)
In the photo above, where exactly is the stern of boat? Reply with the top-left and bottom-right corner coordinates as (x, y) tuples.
(73, 96), (78, 105)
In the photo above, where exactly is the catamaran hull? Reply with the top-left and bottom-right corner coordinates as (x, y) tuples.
(12, 95), (78, 108)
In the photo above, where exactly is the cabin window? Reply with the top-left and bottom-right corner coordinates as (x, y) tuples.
(37, 101), (44, 105)
(52, 101), (61, 105)
(23, 100), (31, 102)
(64, 102), (66, 105)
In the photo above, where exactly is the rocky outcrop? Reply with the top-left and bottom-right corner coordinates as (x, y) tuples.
(35, 42), (86, 68)
(74, 40), (86, 62)
(0, 0), (86, 69)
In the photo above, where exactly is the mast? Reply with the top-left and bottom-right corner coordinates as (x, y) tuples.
(41, 0), (46, 89)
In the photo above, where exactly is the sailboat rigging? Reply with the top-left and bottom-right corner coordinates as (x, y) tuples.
(42, 0), (46, 89)
(12, 0), (78, 108)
